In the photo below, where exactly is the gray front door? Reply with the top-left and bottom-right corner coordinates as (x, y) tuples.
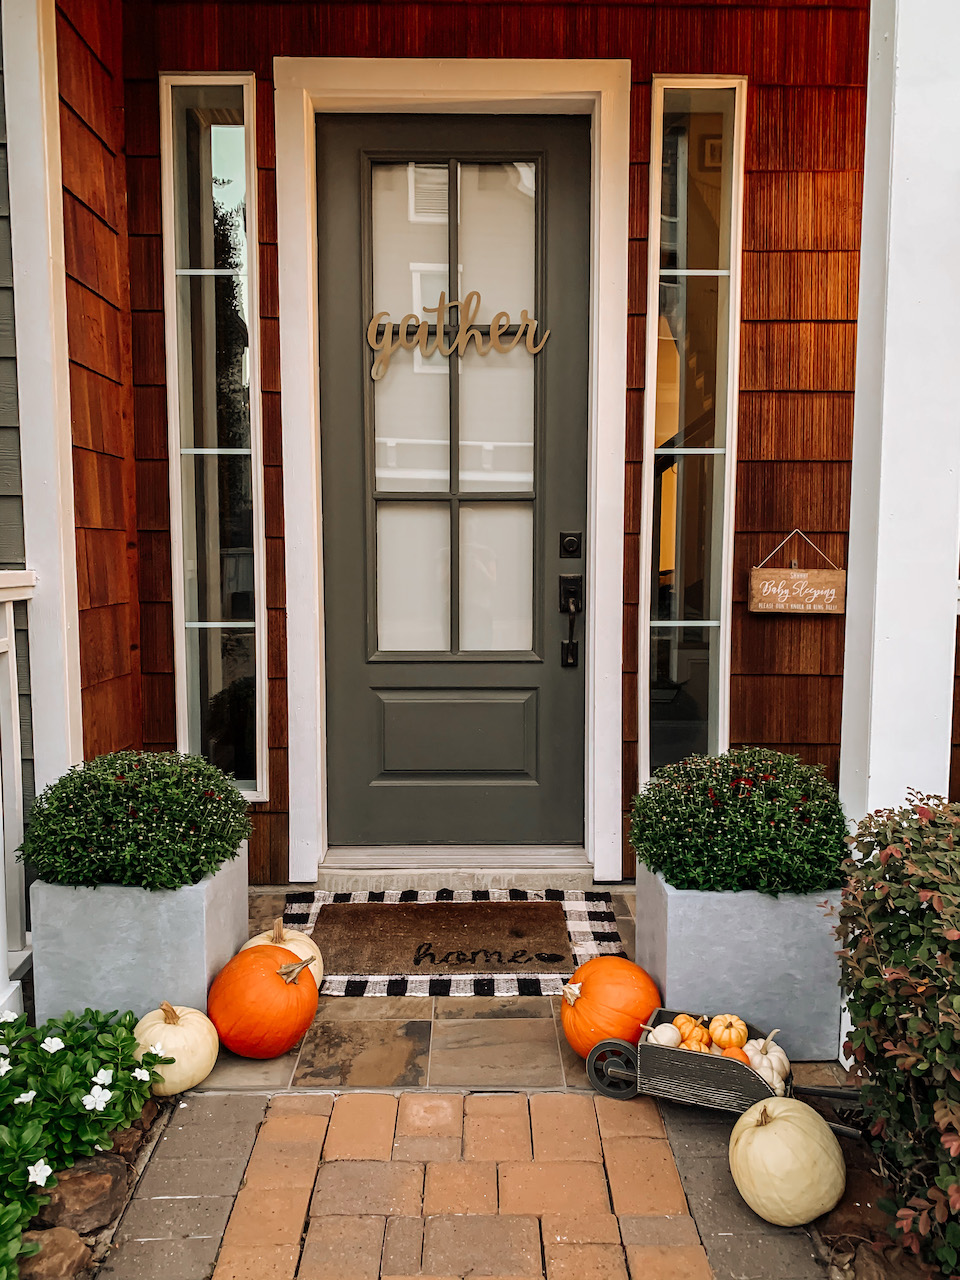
(318, 115), (590, 845)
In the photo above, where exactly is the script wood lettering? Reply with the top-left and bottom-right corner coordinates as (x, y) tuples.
(748, 567), (846, 614)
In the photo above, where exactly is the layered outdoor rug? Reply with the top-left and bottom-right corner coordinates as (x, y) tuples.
(282, 889), (626, 996)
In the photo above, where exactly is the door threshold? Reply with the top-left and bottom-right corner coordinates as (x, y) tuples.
(313, 846), (600, 893)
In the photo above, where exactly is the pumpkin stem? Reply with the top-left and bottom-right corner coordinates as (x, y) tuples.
(756, 1104), (772, 1127)
(271, 917), (285, 945)
(561, 981), (582, 1007)
(159, 1001), (180, 1025)
(760, 1030), (782, 1055)
(278, 957), (315, 985)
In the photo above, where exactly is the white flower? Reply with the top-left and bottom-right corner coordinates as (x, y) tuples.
(148, 1043), (163, 1055)
(0, 1010), (16, 1023)
(91, 1068), (113, 1086)
(27, 1160), (53, 1188)
(14, 1091), (35, 1105)
(0, 1043), (8, 1055)
(0, 1059), (11, 1077)
(40, 1037), (65, 1053)
(81, 1085), (113, 1112)
(132, 1067), (150, 1082)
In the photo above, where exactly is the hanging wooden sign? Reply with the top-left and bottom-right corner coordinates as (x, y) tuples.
(365, 289), (549, 380)
(748, 530), (846, 615)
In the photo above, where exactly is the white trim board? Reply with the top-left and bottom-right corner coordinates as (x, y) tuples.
(2, 0), (83, 789)
(274, 57), (631, 883)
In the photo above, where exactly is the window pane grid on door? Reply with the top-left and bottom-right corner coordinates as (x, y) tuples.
(370, 157), (538, 656)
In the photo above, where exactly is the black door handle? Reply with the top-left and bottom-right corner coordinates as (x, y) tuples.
(559, 574), (582, 667)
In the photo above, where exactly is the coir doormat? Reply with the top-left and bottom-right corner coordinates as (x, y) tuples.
(282, 889), (626, 997)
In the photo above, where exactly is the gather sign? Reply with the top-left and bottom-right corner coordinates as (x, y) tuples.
(365, 289), (549, 380)
(748, 567), (846, 614)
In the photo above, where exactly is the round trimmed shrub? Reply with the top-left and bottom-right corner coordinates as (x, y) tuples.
(20, 750), (251, 891)
(630, 747), (847, 895)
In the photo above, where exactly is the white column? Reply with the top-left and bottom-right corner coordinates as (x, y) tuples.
(839, 0), (960, 819)
(2, 0), (83, 792)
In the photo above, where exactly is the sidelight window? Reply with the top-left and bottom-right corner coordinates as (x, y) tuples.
(161, 77), (266, 798)
(640, 79), (746, 778)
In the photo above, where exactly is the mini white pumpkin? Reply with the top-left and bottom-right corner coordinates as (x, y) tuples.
(240, 918), (323, 983)
(728, 1097), (845, 1226)
(643, 1022), (682, 1048)
(744, 1029), (791, 1081)
(133, 1002), (219, 1095)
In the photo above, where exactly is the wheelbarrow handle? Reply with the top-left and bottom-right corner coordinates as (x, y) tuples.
(792, 1084), (861, 1103)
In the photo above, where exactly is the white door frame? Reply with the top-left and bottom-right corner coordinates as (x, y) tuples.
(274, 57), (631, 883)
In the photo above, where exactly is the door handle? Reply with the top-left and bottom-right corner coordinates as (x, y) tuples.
(559, 574), (582, 668)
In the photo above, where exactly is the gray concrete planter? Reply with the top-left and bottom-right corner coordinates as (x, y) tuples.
(634, 861), (842, 1060)
(31, 842), (248, 1024)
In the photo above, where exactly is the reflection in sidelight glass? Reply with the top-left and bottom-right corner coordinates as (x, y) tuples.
(168, 80), (263, 794)
(650, 453), (721, 623)
(649, 626), (717, 772)
(655, 276), (729, 450)
(458, 163), (536, 325)
(659, 89), (735, 273)
(459, 345), (534, 492)
(460, 504), (533, 651)
(377, 504), (451, 651)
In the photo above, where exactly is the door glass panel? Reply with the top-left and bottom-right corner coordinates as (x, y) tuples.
(374, 345), (450, 492)
(660, 88), (736, 273)
(459, 345), (534, 492)
(655, 275), (728, 450)
(377, 503), (450, 651)
(460, 503), (533, 651)
(651, 453), (722, 623)
(459, 162), (536, 325)
(372, 164), (449, 317)
(649, 626), (717, 770)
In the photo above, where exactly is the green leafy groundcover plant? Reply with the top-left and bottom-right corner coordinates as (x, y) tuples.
(0, 1009), (171, 1280)
(20, 750), (251, 891)
(838, 794), (960, 1278)
(630, 747), (847, 895)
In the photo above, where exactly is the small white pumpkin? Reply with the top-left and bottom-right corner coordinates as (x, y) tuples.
(744, 1029), (791, 1081)
(729, 1097), (845, 1225)
(133, 1002), (219, 1095)
(644, 1022), (682, 1048)
(240, 918), (323, 983)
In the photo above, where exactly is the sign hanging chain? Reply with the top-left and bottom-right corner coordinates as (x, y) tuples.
(755, 529), (840, 571)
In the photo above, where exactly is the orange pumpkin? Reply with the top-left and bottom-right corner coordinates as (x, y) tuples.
(673, 1015), (711, 1046)
(560, 956), (661, 1059)
(722, 1046), (752, 1065)
(207, 944), (318, 1059)
(709, 1014), (749, 1050)
(681, 1038), (713, 1053)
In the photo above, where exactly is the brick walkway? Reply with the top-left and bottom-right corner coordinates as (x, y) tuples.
(98, 1088), (827, 1280)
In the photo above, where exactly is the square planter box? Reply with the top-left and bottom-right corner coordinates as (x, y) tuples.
(634, 862), (842, 1061)
(31, 842), (248, 1025)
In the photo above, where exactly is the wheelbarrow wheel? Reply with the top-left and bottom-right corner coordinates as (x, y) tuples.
(586, 1038), (639, 1099)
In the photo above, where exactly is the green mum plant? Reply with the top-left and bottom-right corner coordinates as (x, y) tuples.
(19, 750), (251, 891)
(0, 1008), (171, 1280)
(630, 747), (848, 895)
(837, 794), (960, 1277)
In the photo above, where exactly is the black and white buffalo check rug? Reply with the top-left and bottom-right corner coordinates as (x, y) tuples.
(282, 888), (626, 997)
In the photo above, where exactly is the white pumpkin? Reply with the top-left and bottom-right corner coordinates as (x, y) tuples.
(744, 1029), (791, 1081)
(134, 1002), (219, 1095)
(240, 918), (323, 982)
(644, 1023), (682, 1048)
(729, 1097), (845, 1226)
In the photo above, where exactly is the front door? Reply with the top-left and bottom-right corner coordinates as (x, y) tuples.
(318, 115), (590, 845)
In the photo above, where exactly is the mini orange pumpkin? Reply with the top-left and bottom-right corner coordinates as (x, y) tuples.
(560, 956), (661, 1059)
(207, 944), (318, 1059)
(681, 1038), (713, 1053)
(722, 1046), (752, 1065)
(673, 1015), (710, 1046)
(709, 1014), (749, 1050)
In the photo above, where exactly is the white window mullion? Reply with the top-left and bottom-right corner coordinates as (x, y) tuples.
(638, 76), (746, 783)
